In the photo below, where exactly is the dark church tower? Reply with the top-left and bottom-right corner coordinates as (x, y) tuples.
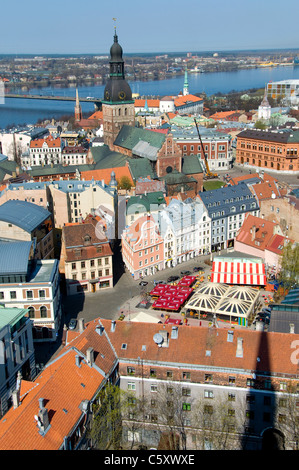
(102, 30), (135, 149)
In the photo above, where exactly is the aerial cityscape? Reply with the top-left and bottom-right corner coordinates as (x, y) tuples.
(0, 2), (299, 454)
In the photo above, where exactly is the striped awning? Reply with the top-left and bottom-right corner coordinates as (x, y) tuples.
(211, 260), (266, 286)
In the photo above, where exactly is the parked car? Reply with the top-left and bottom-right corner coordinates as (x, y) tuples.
(181, 270), (191, 276)
(193, 266), (204, 272)
(139, 281), (148, 286)
(154, 280), (167, 285)
(256, 312), (270, 319)
(68, 318), (77, 330)
(167, 275), (180, 282)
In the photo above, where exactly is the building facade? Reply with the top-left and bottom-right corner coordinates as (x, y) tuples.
(121, 215), (164, 280)
(173, 128), (232, 172)
(0, 241), (61, 342)
(236, 128), (299, 173)
(0, 200), (54, 259)
(60, 221), (113, 295)
(23, 135), (63, 168)
(0, 306), (35, 417)
(199, 183), (260, 252)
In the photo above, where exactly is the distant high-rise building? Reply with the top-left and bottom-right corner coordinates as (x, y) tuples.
(102, 29), (135, 150)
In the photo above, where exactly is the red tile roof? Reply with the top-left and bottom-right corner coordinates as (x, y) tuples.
(134, 99), (160, 108)
(30, 135), (61, 148)
(81, 166), (133, 186)
(174, 94), (203, 107)
(236, 214), (282, 251)
(0, 349), (107, 450)
(251, 181), (281, 201)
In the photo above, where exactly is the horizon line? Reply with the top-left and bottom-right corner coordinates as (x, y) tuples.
(1, 47), (299, 57)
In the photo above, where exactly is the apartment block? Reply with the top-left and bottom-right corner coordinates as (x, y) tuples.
(0, 241), (61, 342)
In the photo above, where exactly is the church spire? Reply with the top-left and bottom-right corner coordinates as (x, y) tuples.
(74, 88), (82, 122)
(183, 68), (189, 96)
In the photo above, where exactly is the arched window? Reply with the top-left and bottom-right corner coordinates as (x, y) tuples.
(28, 307), (35, 318)
(40, 306), (47, 318)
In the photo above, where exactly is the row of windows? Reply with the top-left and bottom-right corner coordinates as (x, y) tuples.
(0, 290), (46, 300)
(72, 269), (110, 280)
(126, 371), (297, 392)
(71, 258), (110, 270)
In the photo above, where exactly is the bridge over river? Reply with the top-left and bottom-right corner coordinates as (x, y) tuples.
(5, 93), (102, 109)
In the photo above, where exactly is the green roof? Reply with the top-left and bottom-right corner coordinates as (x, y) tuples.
(128, 158), (155, 181)
(159, 168), (197, 184)
(182, 155), (204, 175)
(114, 125), (165, 151)
(0, 160), (17, 182)
(0, 306), (28, 330)
(127, 191), (165, 212)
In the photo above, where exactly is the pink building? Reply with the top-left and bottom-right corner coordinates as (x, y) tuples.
(122, 215), (164, 280)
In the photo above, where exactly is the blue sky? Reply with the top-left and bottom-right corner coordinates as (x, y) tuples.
(1, 0), (299, 54)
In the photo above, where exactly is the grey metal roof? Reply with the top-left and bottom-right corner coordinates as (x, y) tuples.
(0, 200), (51, 232)
(132, 141), (159, 161)
(0, 241), (32, 275)
(198, 182), (258, 219)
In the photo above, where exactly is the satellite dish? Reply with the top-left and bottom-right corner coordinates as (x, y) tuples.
(153, 333), (164, 346)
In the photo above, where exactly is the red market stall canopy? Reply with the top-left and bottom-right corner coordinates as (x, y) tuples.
(150, 284), (193, 311)
(177, 276), (197, 287)
(211, 258), (266, 286)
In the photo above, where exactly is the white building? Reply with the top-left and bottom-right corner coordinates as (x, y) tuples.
(22, 135), (63, 168)
(154, 198), (211, 268)
(0, 241), (61, 342)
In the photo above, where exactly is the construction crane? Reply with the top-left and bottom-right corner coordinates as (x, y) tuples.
(194, 118), (218, 179)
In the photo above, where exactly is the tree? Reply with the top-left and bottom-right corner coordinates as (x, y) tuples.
(118, 175), (133, 191)
(88, 383), (123, 450)
(279, 242), (299, 294)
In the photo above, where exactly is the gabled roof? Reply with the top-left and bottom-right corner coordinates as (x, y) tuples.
(182, 155), (204, 175)
(0, 348), (109, 450)
(174, 94), (203, 108)
(81, 166), (133, 186)
(236, 214), (282, 251)
(0, 200), (51, 232)
(134, 99), (160, 108)
(128, 158), (155, 181)
(113, 125), (165, 153)
(30, 135), (61, 149)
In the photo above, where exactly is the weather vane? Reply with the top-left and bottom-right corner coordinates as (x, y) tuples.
(113, 18), (117, 30)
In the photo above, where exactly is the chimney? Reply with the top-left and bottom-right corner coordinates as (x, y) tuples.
(290, 323), (295, 334)
(171, 326), (178, 339)
(251, 225), (256, 241)
(36, 398), (50, 433)
(75, 355), (81, 367)
(12, 390), (20, 409)
(111, 320), (116, 332)
(86, 347), (94, 366)
(236, 337), (243, 358)
(78, 318), (85, 333)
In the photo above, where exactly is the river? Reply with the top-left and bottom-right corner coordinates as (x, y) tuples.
(1, 65), (299, 130)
